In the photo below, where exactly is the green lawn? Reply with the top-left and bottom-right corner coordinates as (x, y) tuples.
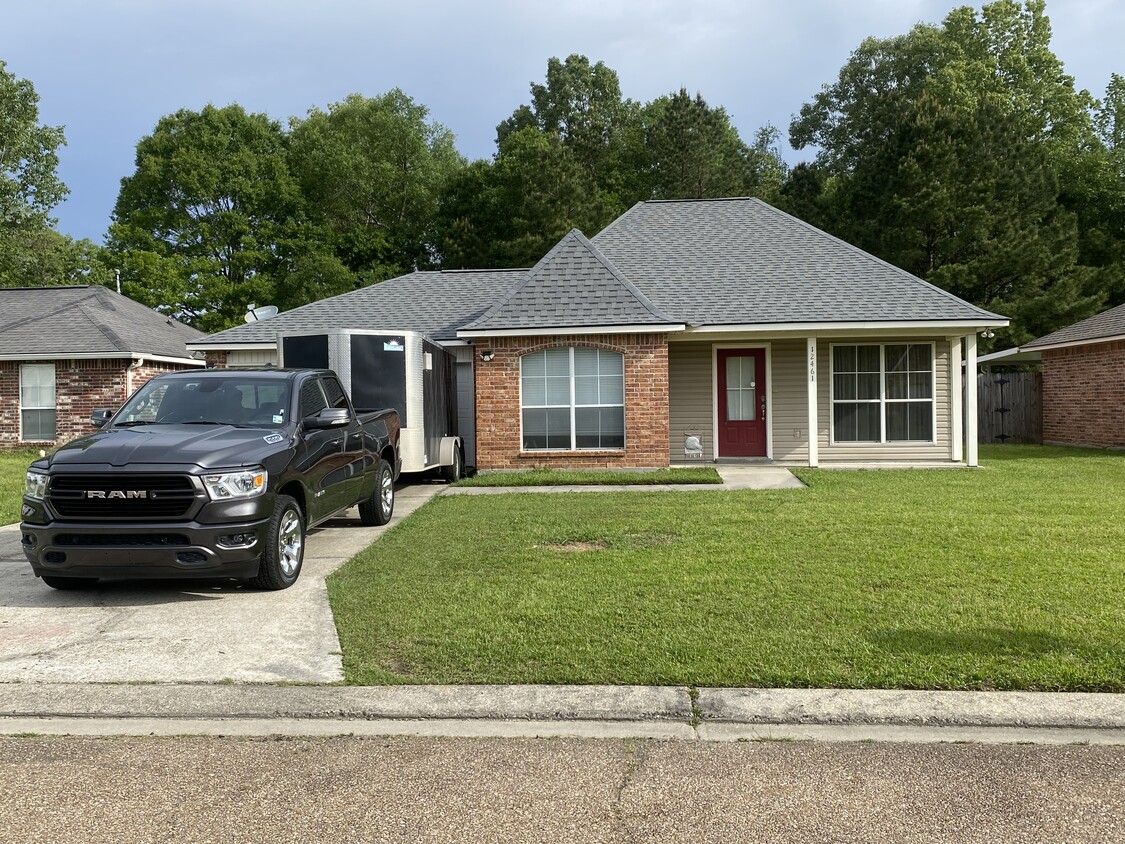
(0, 448), (41, 525)
(455, 467), (722, 486)
(329, 444), (1125, 691)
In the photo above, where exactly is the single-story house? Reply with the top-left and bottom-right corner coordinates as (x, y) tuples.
(0, 286), (204, 446)
(1009, 301), (1125, 448)
(191, 198), (1007, 469)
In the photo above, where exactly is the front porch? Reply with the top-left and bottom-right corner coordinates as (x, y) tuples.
(668, 334), (981, 468)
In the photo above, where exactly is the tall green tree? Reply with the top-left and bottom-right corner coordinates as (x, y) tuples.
(644, 89), (786, 201)
(289, 90), (464, 281)
(497, 54), (639, 197)
(788, 0), (1104, 346)
(107, 104), (310, 331)
(0, 60), (71, 285)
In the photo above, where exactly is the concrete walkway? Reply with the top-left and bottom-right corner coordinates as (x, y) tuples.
(445, 464), (806, 494)
(1, 683), (1122, 745)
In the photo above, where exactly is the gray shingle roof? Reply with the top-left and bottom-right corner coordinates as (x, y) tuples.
(197, 198), (1004, 349)
(1023, 302), (1125, 349)
(460, 229), (679, 332)
(194, 269), (527, 346)
(0, 286), (204, 359)
(592, 198), (1004, 325)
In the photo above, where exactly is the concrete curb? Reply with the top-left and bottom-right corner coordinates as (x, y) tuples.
(698, 688), (1125, 730)
(2, 683), (1124, 732)
(0, 683), (693, 723)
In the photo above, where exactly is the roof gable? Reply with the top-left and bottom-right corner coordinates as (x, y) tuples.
(0, 286), (204, 359)
(459, 229), (678, 333)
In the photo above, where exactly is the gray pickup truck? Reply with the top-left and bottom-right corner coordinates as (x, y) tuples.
(20, 368), (400, 591)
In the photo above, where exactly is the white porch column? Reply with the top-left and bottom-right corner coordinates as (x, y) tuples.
(807, 336), (819, 467)
(964, 332), (978, 467)
(949, 336), (963, 463)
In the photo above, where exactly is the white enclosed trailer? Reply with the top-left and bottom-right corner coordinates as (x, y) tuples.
(278, 329), (464, 480)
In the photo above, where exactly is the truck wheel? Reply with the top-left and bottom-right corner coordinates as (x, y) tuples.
(442, 446), (463, 484)
(359, 459), (394, 526)
(40, 575), (98, 590)
(251, 495), (304, 590)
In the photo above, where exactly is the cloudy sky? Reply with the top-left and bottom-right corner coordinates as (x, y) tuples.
(4, 0), (1121, 242)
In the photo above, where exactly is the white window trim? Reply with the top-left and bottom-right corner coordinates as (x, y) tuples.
(20, 362), (57, 443)
(518, 347), (626, 452)
(828, 342), (937, 445)
(710, 343), (773, 460)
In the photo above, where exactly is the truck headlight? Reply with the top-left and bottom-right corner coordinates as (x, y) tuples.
(25, 471), (48, 500)
(203, 469), (267, 500)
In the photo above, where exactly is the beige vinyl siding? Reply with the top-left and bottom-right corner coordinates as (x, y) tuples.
(669, 340), (810, 463)
(817, 337), (952, 462)
(768, 340), (810, 463)
(668, 342), (715, 461)
(228, 348), (279, 367)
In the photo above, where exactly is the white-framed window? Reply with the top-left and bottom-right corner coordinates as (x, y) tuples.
(831, 343), (934, 443)
(520, 347), (625, 450)
(20, 363), (56, 442)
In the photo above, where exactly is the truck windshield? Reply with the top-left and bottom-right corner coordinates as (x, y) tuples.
(116, 377), (291, 428)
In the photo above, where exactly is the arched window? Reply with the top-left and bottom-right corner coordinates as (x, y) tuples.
(520, 348), (624, 450)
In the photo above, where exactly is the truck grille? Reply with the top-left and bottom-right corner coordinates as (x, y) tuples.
(49, 475), (199, 521)
(53, 533), (191, 547)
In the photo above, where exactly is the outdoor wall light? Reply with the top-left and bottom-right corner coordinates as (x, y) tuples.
(479, 349), (495, 362)
(980, 329), (996, 339)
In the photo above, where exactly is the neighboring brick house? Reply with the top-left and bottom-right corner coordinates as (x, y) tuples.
(192, 198), (1007, 470)
(1019, 302), (1125, 448)
(0, 286), (204, 447)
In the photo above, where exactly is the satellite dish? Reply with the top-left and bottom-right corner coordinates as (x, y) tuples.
(243, 305), (279, 323)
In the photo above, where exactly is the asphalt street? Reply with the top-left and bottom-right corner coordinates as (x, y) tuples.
(2, 735), (1122, 843)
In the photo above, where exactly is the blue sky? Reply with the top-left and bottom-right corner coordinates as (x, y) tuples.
(4, 0), (1121, 243)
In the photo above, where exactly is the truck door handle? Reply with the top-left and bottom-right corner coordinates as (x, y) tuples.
(330, 438), (343, 446)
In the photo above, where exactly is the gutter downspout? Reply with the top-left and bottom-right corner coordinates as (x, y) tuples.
(126, 357), (146, 399)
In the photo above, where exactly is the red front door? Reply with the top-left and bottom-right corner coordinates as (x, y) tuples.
(717, 349), (767, 457)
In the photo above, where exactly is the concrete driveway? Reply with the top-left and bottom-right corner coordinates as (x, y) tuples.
(0, 482), (443, 684)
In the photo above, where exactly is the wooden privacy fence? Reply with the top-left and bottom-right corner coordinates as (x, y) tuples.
(977, 371), (1042, 444)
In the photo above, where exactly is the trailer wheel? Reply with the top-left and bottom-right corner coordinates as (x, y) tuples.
(40, 575), (98, 590)
(251, 495), (304, 591)
(442, 445), (463, 483)
(359, 459), (395, 526)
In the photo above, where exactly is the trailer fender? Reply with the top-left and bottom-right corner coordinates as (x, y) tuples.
(438, 436), (463, 466)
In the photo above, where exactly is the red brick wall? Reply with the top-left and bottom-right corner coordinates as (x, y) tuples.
(474, 333), (670, 470)
(204, 350), (229, 368)
(1042, 341), (1125, 447)
(0, 359), (200, 447)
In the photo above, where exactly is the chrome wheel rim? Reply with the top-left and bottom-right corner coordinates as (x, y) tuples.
(277, 509), (303, 577)
(380, 470), (393, 515)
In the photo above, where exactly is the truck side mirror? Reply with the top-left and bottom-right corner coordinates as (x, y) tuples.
(303, 407), (350, 430)
(90, 409), (114, 428)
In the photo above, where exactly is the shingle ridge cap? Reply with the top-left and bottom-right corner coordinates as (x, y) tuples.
(458, 232), (581, 330)
(8, 285), (106, 333)
(755, 201), (1007, 322)
(568, 229), (677, 323)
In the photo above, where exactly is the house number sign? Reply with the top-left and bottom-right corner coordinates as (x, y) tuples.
(808, 344), (816, 383)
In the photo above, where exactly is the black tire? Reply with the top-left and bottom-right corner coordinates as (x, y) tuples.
(359, 459), (395, 526)
(442, 446), (463, 484)
(40, 575), (98, 590)
(250, 495), (304, 591)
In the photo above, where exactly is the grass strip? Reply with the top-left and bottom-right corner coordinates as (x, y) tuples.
(455, 467), (722, 486)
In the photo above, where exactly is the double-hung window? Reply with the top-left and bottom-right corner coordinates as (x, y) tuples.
(20, 363), (56, 441)
(832, 344), (934, 443)
(521, 348), (624, 450)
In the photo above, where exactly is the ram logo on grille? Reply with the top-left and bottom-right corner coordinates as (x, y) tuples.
(85, 490), (148, 499)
